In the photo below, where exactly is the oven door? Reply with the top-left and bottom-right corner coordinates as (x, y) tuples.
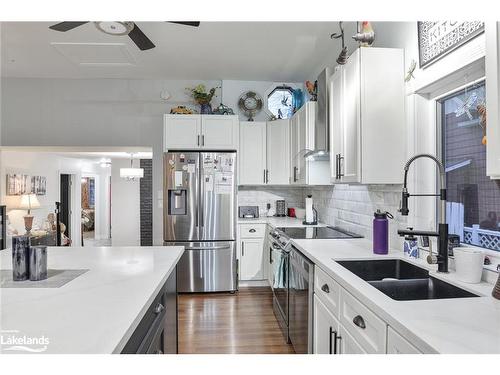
(270, 242), (289, 323)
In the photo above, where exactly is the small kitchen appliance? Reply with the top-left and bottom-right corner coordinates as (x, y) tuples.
(276, 200), (286, 217)
(238, 206), (259, 219)
(372, 210), (393, 255)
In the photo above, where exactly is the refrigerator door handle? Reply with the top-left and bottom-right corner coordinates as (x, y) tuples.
(184, 245), (231, 251)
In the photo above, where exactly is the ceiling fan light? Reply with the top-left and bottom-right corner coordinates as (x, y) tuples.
(94, 21), (134, 36)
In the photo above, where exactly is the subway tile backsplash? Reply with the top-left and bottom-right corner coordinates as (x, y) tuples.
(237, 186), (304, 217)
(305, 185), (408, 249)
(238, 184), (408, 250)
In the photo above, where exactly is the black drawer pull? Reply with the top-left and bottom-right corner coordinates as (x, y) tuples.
(329, 327), (339, 354)
(321, 284), (330, 293)
(353, 315), (366, 329)
(154, 303), (165, 314)
(249, 229), (256, 233)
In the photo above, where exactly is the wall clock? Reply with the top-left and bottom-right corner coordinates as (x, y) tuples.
(238, 91), (263, 121)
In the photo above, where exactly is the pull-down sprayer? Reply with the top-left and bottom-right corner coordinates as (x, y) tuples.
(397, 154), (449, 273)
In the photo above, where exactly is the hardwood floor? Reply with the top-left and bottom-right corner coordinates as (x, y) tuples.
(178, 286), (295, 354)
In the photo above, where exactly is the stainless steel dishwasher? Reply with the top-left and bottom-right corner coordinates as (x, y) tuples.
(288, 245), (314, 354)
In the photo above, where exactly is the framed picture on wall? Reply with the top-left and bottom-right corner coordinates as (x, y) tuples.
(417, 21), (484, 68)
(31, 176), (47, 195)
(6, 174), (30, 195)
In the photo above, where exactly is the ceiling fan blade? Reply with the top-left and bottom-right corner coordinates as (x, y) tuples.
(168, 21), (200, 27)
(128, 24), (155, 50)
(49, 22), (88, 32)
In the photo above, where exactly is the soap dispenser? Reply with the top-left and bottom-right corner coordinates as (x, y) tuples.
(403, 228), (419, 259)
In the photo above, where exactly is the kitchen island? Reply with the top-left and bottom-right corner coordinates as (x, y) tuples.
(0, 246), (184, 354)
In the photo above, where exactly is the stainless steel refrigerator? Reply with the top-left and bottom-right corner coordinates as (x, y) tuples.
(163, 151), (237, 293)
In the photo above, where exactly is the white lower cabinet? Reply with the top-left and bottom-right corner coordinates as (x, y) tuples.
(313, 265), (396, 355)
(339, 288), (387, 354)
(313, 295), (340, 354)
(240, 239), (265, 280)
(237, 223), (267, 281)
(338, 324), (367, 354)
(387, 327), (422, 354)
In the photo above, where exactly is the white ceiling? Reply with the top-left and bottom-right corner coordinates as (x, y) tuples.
(1, 21), (345, 81)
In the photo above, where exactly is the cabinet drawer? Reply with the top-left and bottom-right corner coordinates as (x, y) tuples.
(239, 223), (266, 238)
(339, 288), (387, 354)
(387, 327), (421, 354)
(314, 266), (341, 318)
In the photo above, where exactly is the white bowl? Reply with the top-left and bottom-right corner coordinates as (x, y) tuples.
(454, 247), (484, 284)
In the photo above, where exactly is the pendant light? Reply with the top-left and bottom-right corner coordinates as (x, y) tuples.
(120, 153), (144, 180)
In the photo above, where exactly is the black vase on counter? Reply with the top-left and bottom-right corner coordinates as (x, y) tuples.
(12, 235), (30, 281)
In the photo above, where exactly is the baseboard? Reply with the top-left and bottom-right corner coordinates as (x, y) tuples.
(239, 280), (271, 288)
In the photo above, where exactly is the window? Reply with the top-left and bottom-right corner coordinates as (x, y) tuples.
(440, 81), (500, 252)
(267, 86), (294, 119)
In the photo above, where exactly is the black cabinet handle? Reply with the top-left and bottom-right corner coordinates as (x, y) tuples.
(329, 327), (338, 354)
(249, 229), (256, 233)
(293, 166), (297, 182)
(353, 315), (366, 329)
(335, 154), (339, 179)
(321, 284), (330, 293)
(266, 169), (269, 183)
(339, 155), (344, 178)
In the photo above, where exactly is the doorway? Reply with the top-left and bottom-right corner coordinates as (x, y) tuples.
(81, 176), (96, 245)
(60, 174), (72, 241)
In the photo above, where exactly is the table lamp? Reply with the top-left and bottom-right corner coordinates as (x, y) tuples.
(19, 193), (40, 234)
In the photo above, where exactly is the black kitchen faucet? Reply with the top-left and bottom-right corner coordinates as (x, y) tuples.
(397, 154), (449, 273)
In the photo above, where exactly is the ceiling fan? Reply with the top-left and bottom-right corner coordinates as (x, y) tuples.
(48, 21), (200, 51)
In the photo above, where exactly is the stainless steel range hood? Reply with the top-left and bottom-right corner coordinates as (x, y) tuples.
(304, 67), (332, 161)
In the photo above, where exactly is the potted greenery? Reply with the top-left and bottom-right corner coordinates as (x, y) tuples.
(188, 84), (219, 114)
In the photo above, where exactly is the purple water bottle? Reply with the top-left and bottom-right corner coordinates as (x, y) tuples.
(373, 210), (393, 255)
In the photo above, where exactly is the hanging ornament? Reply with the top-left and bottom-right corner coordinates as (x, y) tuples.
(353, 21), (375, 47)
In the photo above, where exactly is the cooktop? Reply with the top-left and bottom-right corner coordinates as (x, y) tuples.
(276, 226), (362, 240)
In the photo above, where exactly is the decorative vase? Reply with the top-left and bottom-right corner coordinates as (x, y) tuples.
(200, 103), (212, 115)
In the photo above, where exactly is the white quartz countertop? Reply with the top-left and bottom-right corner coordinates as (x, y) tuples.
(238, 216), (325, 228)
(0, 246), (184, 354)
(290, 238), (500, 354)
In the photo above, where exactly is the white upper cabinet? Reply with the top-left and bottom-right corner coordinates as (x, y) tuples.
(330, 47), (406, 184)
(266, 119), (290, 185)
(239, 120), (290, 185)
(290, 102), (330, 185)
(485, 22), (500, 178)
(239, 121), (267, 185)
(163, 114), (239, 151)
(163, 115), (202, 150)
(201, 115), (239, 149)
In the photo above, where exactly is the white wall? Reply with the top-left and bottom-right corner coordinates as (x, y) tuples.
(0, 78), (221, 245)
(0, 151), (110, 244)
(110, 158), (140, 246)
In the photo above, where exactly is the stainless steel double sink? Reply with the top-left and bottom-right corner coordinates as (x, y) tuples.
(336, 259), (479, 301)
